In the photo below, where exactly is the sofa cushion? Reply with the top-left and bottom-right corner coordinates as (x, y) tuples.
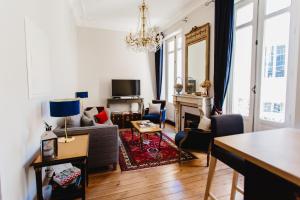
(57, 114), (81, 128)
(95, 111), (109, 124)
(84, 107), (98, 119)
(81, 115), (94, 127)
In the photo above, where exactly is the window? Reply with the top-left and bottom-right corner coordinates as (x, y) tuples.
(259, 12), (290, 123)
(231, 2), (254, 117)
(165, 34), (182, 103)
(275, 45), (286, 77)
(263, 103), (272, 112)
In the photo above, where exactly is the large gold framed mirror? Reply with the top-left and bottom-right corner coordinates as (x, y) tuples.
(185, 23), (210, 95)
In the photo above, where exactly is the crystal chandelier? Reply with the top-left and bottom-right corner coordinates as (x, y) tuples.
(126, 0), (163, 52)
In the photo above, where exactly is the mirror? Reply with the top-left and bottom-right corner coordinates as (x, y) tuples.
(185, 23), (210, 95)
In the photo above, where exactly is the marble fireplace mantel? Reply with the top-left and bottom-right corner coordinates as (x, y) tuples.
(173, 95), (213, 132)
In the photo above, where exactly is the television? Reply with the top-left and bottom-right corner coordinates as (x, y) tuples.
(112, 79), (140, 97)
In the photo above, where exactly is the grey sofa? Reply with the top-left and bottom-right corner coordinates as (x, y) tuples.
(53, 124), (119, 170)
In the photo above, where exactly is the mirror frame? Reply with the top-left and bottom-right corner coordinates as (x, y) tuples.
(185, 23), (210, 93)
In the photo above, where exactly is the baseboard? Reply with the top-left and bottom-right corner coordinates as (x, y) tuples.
(166, 120), (175, 126)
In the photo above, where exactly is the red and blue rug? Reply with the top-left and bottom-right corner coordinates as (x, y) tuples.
(119, 130), (197, 171)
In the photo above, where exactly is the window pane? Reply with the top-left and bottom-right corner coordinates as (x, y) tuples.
(259, 13), (290, 123)
(232, 26), (253, 116)
(167, 40), (175, 52)
(176, 49), (182, 81)
(236, 3), (254, 27)
(266, 0), (291, 15)
(167, 52), (175, 103)
(177, 36), (182, 49)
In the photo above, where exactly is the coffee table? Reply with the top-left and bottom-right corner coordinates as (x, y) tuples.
(131, 120), (163, 151)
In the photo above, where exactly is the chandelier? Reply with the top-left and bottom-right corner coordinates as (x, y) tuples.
(126, 0), (163, 52)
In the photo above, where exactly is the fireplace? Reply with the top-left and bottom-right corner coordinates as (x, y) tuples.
(184, 113), (200, 129)
(173, 95), (213, 132)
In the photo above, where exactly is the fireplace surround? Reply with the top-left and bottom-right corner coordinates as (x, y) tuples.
(173, 95), (213, 132)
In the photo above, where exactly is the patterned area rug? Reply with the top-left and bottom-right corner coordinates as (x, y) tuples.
(119, 130), (197, 171)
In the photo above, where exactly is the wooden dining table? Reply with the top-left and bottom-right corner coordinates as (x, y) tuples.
(214, 128), (300, 200)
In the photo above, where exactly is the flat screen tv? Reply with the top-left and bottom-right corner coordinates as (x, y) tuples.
(112, 79), (140, 97)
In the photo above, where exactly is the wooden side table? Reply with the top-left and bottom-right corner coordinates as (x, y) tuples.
(31, 134), (89, 200)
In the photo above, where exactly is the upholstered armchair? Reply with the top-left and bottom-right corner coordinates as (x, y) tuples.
(142, 100), (167, 128)
(175, 126), (212, 166)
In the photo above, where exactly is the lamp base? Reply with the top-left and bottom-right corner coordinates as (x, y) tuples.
(58, 137), (75, 143)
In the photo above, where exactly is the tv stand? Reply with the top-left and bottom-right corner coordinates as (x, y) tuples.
(107, 97), (144, 114)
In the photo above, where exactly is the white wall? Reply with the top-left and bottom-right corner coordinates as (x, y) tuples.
(163, 3), (215, 122)
(0, 0), (78, 199)
(77, 27), (156, 111)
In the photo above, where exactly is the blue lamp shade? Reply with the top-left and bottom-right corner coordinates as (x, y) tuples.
(75, 91), (88, 98)
(50, 99), (80, 117)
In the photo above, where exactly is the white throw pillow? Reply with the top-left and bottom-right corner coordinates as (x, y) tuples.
(149, 103), (161, 114)
(84, 107), (98, 119)
(198, 116), (211, 131)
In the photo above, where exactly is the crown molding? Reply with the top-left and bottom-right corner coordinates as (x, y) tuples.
(69, 0), (207, 32)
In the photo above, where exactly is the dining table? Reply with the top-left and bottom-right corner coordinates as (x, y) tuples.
(214, 128), (300, 200)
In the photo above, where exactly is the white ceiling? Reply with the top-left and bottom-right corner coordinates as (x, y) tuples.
(70, 0), (207, 31)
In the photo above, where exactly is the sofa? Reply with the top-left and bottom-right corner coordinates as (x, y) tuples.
(53, 107), (119, 171)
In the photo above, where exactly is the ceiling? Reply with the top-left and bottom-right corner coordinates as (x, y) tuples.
(70, 0), (207, 31)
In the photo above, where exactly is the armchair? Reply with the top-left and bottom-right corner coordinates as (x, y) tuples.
(175, 128), (212, 166)
(142, 100), (167, 128)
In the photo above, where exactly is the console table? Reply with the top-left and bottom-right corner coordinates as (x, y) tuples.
(107, 98), (144, 114)
(31, 134), (89, 200)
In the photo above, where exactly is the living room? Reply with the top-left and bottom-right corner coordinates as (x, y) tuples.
(2, 0), (300, 200)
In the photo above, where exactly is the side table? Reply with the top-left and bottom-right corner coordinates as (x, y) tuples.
(31, 134), (89, 200)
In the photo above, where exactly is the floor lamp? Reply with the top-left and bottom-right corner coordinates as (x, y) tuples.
(50, 99), (80, 143)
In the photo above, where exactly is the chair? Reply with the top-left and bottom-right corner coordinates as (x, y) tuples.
(142, 100), (167, 128)
(175, 128), (212, 166)
(204, 114), (245, 200)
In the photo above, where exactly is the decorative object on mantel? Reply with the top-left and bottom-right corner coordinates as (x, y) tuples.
(187, 77), (196, 94)
(41, 131), (58, 161)
(174, 77), (183, 95)
(125, 0), (163, 52)
(50, 99), (80, 143)
(200, 80), (212, 97)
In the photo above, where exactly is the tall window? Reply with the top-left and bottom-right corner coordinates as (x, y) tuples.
(165, 34), (182, 103)
(259, 0), (291, 123)
(231, 2), (254, 117)
(229, 0), (293, 131)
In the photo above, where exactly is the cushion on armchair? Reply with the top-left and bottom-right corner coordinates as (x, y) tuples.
(149, 103), (161, 114)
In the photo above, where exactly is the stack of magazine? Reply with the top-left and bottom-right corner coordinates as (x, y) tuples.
(138, 121), (157, 128)
(51, 163), (81, 188)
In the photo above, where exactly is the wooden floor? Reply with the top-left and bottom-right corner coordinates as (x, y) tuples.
(86, 125), (244, 200)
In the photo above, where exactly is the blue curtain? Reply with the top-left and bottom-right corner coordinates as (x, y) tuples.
(213, 0), (235, 114)
(155, 45), (164, 100)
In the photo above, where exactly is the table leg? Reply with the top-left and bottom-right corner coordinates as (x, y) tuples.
(159, 131), (162, 150)
(34, 167), (43, 200)
(81, 160), (87, 200)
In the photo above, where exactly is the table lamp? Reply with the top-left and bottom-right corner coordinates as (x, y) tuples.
(50, 99), (80, 143)
(75, 91), (88, 98)
(76, 91), (88, 112)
